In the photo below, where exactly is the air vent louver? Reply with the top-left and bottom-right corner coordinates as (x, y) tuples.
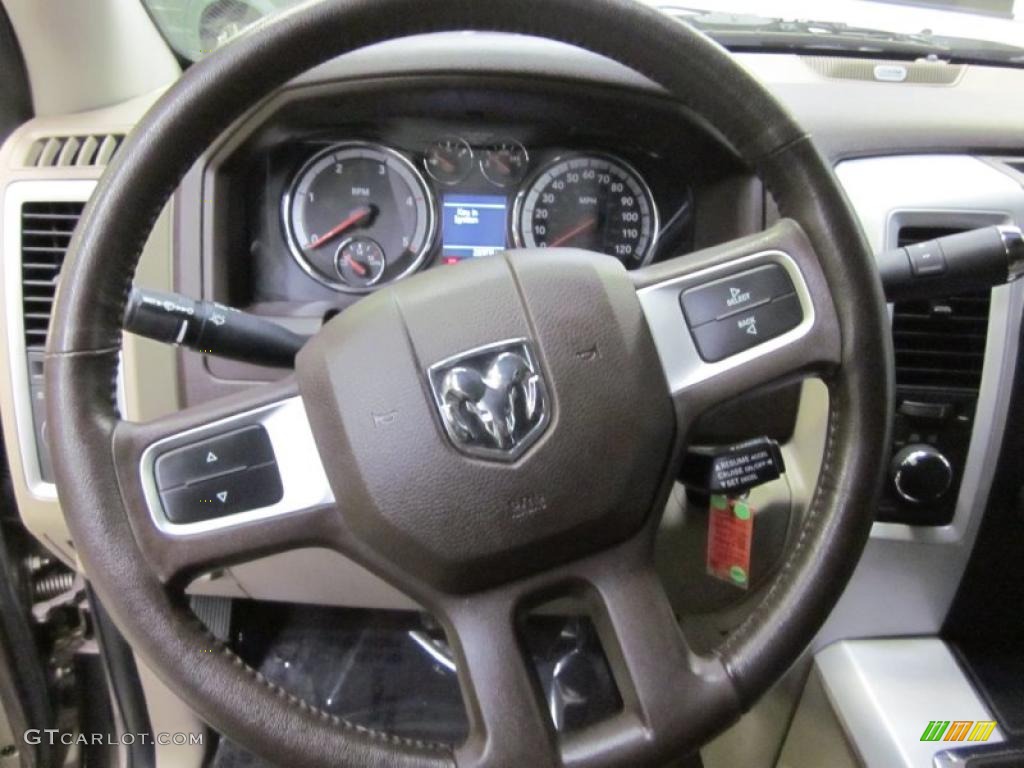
(802, 56), (964, 85)
(23, 134), (123, 168)
(892, 227), (990, 394)
(20, 202), (84, 350)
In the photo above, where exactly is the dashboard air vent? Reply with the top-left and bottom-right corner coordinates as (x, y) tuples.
(23, 134), (123, 168)
(891, 227), (990, 394)
(802, 56), (964, 85)
(20, 201), (84, 350)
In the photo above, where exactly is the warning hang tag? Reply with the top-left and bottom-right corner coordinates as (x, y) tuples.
(706, 495), (754, 589)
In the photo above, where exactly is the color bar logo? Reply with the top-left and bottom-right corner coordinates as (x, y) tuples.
(920, 720), (997, 742)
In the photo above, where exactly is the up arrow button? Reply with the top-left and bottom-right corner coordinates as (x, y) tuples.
(153, 425), (275, 490)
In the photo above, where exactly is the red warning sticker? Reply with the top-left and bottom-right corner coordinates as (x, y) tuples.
(707, 494), (753, 589)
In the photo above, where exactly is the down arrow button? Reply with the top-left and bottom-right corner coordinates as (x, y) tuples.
(160, 463), (283, 525)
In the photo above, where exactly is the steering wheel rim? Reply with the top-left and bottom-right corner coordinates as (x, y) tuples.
(46, 1), (893, 766)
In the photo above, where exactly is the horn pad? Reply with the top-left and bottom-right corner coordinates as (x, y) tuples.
(428, 339), (550, 462)
(296, 250), (674, 592)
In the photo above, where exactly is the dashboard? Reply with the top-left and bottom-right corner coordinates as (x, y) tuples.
(2, 20), (1024, 767)
(284, 140), (663, 292)
(204, 76), (750, 331)
(4, 30), (1024, 661)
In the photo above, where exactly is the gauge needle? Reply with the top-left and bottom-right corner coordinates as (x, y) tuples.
(433, 153), (456, 173)
(490, 154), (512, 174)
(345, 254), (368, 276)
(307, 206), (374, 250)
(549, 215), (598, 247)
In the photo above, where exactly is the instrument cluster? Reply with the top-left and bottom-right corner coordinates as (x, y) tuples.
(282, 137), (668, 293)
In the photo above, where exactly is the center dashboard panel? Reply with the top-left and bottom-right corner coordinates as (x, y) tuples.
(187, 76), (759, 394)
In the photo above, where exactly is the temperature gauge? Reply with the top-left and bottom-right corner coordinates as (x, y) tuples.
(480, 140), (529, 187)
(335, 237), (387, 288)
(424, 136), (474, 185)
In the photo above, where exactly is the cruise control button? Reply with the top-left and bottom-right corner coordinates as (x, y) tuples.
(159, 463), (283, 525)
(155, 425), (275, 489)
(680, 264), (795, 327)
(690, 293), (803, 363)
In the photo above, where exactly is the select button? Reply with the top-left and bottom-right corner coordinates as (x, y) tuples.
(680, 264), (796, 328)
(691, 293), (804, 363)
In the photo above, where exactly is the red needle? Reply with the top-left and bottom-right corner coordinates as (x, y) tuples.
(307, 206), (373, 250)
(549, 215), (598, 247)
(433, 153), (456, 173)
(490, 154), (512, 174)
(345, 254), (368, 276)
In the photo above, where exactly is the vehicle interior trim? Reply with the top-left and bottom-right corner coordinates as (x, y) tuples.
(138, 395), (333, 536)
(811, 638), (1003, 768)
(637, 249), (815, 395)
(3, 179), (96, 500)
(836, 155), (1024, 546)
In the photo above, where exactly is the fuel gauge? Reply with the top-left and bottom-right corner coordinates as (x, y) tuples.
(480, 140), (529, 187)
(424, 136), (474, 185)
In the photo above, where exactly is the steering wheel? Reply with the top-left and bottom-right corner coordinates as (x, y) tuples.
(46, 0), (892, 765)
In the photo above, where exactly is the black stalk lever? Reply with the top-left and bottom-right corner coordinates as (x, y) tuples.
(123, 288), (307, 368)
(877, 224), (1024, 302)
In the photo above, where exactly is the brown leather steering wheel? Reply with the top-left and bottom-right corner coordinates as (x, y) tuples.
(46, 0), (892, 765)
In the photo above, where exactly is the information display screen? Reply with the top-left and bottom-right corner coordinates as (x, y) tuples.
(440, 194), (509, 263)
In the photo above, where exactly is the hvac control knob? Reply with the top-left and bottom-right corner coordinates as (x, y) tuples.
(890, 444), (953, 505)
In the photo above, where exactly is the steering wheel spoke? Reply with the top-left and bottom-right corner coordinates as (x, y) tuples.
(111, 380), (339, 584)
(635, 218), (842, 429)
(444, 592), (559, 768)
(563, 551), (739, 767)
(436, 534), (739, 768)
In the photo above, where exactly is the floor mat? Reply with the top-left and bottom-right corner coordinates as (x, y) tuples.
(210, 602), (622, 767)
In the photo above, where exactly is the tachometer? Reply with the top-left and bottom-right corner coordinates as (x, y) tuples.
(284, 143), (436, 292)
(513, 154), (658, 268)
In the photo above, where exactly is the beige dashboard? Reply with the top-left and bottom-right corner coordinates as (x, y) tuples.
(2, 15), (1023, 768)
(0, 90), (175, 561)
(2, 36), (1024, 626)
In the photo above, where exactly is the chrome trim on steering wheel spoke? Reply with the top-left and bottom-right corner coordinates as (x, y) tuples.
(636, 249), (817, 395)
(138, 396), (333, 536)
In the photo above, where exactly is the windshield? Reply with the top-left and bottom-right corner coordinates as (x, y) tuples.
(143, 0), (1024, 64)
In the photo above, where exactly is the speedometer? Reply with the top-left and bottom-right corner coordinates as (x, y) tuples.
(513, 155), (658, 268)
